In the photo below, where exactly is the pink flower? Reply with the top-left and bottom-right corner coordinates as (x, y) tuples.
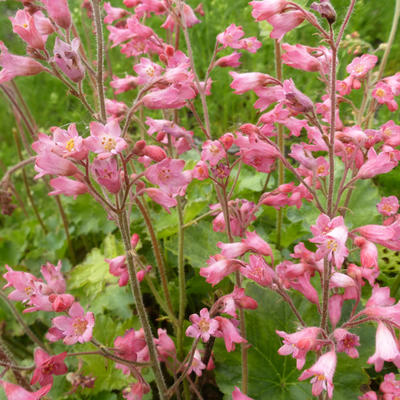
(380, 372), (400, 397)
(49, 302), (94, 345)
(358, 391), (377, 400)
(154, 329), (176, 362)
(232, 386), (254, 400)
(277, 327), (321, 369)
(186, 350), (206, 376)
(346, 54), (378, 79)
(220, 287), (258, 317)
(377, 196), (399, 217)
(298, 350), (337, 398)
(134, 57), (163, 85)
(333, 328), (360, 358)
(186, 308), (219, 342)
(354, 237), (378, 269)
(110, 75), (139, 94)
(91, 157), (121, 193)
(35, 152), (81, 179)
(230, 71), (275, 94)
(381, 120), (400, 147)
(283, 79), (314, 113)
(114, 328), (147, 363)
(384, 72), (400, 96)
(368, 322), (400, 372)
(0, 41), (45, 83)
(249, 0), (288, 21)
(31, 349), (68, 386)
(52, 123), (88, 160)
(201, 140), (226, 166)
(142, 84), (196, 109)
(372, 82), (398, 112)
(215, 316), (246, 352)
(49, 177), (88, 199)
(41, 261), (66, 294)
(53, 38), (84, 82)
(123, 381), (150, 400)
(85, 120), (127, 159)
(0, 380), (51, 400)
(104, 2), (128, 24)
(143, 188), (177, 213)
(268, 10), (304, 41)
(239, 37), (262, 53)
(217, 24), (245, 48)
(105, 255), (129, 287)
(282, 43), (329, 73)
(199, 256), (243, 286)
(145, 158), (191, 196)
(215, 52), (242, 68)
(43, 0), (71, 29)
(240, 255), (276, 287)
(192, 161), (209, 180)
(10, 10), (45, 50)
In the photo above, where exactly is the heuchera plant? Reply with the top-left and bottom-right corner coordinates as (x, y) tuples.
(1, 0), (400, 399)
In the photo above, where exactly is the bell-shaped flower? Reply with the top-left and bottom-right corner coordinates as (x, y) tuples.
(333, 328), (360, 358)
(299, 350), (337, 398)
(249, 0), (287, 21)
(214, 316), (246, 352)
(43, 0), (71, 29)
(31, 349), (68, 386)
(53, 38), (84, 82)
(10, 10), (46, 50)
(91, 157), (121, 193)
(49, 177), (88, 199)
(154, 329), (176, 362)
(0, 380), (51, 400)
(200, 255), (243, 286)
(232, 386), (254, 400)
(186, 308), (219, 342)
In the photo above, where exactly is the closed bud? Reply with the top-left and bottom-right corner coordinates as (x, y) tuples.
(310, 0), (336, 24)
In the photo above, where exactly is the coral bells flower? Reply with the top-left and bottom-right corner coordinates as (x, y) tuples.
(368, 322), (400, 371)
(380, 373), (400, 397)
(105, 255), (129, 287)
(43, 0), (71, 29)
(200, 255), (243, 286)
(240, 255), (276, 287)
(333, 329), (360, 358)
(377, 196), (399, 217)
(0, 41), (46, 83)
(230, 71), (276, 94)
(217, 24), (245, 48)
(346, 54), (378, 79)
(186, 308), (219, 342)
(201, 140), (227, 166)
(85, 120), (127, 159)
(91, 157), (121, 193)
(215, 316), (246, 352)
(154, 329), (176, 362)
(249, 0), (287, 21)
(10, 10), (46, 50)
(277, 327), (322, 369)
(0, 380), (51, 400)
(298, 350), (337, 398)
(53, 38), (85, 83)
(283, 79), (314, 113)
(48, 302), (94, 345)
(49, 177), (88, 199)
(372, 82), (398, 112)
(52, 123), (88, 160)
(186, 350), (206, 376)
(31, 349), (68, 386)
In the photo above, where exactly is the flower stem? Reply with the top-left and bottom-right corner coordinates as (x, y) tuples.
(117, 210), (167, 398)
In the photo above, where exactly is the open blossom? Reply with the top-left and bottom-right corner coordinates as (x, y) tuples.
(43, 0), (71, 29)
(214, 316), (246, 352)
(240, 255), (276, 287)
(368, 321), (400, 371)
(103, 2), (128, 24)
(186, 350), (206, 376)
(10, 10), (46, 50)
(0, 380), (51, 400)
(48, 302), (94, 345)
(201, 140), (227, 166)
(372, 81), (398, 112)
(31, 349), (68, 386)
(91, 157), (121, 193)
(232, 387), (254, 400)
(143, 188), (177, 213)
(199, 256), (243, 286)
(299, 350), (337, 398)
(85, 120), (127, 159)
(52, 123), (88, 160)
(277, 327), (321, 369)
(49, 177), (88, 198)
(186, 308), (219, 342)
(217, 24), (245, 48)
(0, 41), (46, 83)
(377, 196), (399, 216)
(134, 57), (163, 84)
(249, 0), (288, 21)
(333, 328), (360, 358)
(380, 372), (400, 398)
(346, 54), (378, 79)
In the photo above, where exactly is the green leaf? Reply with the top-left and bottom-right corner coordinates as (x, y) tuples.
(215, 284), (371, 399)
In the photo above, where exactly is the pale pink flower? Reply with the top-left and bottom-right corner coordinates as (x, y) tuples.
(368, 322), (400, 372)
(49, 177), (88, 198)
(381, 120), (400, 147)
(186, 308), (219, 342)
(380, 372), (400, 397)
(201, 140), (227, 166)
(346, 54), (378, 79)
(268, 10), (304, 41)
(230, 71), (275, 94)
(114, 328), (147, 362)
(0, 380), (51, 400)
(103, 2), (128, 24)
(384, 72), (400, 96)
(53, 38), (85, 82)
(31, 349), (68, 386)
(372, 82), (398, 112)
(35, 152), (81, 179)
(110, 75), (139, 94)
(41, 261), (66, 294)
(249, 0), (288, 21)
(186, 350), (206, 376)
(329, 293), (344, 328)
(192, 161), (209, 180)
(354, 237), (378, 269)
(85, 120), (127, 159)
(277, 327), (321, 369)
(142, 84), (196, 109)
(240, 37), (262, 53)
(0, 41), (45, 83)
(299, 350), (337, 398)
(43, 0), (71, 29)
(10, 10), (45, 50)
(49, 302), (94, 345)
(232, 386), (254, 400)
(377, 196), (399, 217)
(281, 43), (322, 72)
(134, 57), (163, 85)
(240, 255), (276, 287)
(215, 52), (242, 68)
(52, 123), (88, 160)
(358, 391), (377, 400)
(143, 188), (177, 213)
(217, 24), (245, 48)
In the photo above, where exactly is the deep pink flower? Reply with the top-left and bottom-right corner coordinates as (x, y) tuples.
(372, 82), (398, 112)
(215, 52), (242, 68)
(214, 316), (246, 352)
(368, 322), (400, 372)
(230, 71), (275, 94)
(199, 256), (243, 286)
(0, 380), (51, 400)
(31, 349), (68, 386)
(277, 327), (321, 369)
(354, 237), (378, 269)
(268, 10), (304, 41)
(103, 2), (128, 24)
(35, 152), (81, 179)
(0, 41), (45, 83)
(10, 10), (45, 50)
(143, 188), (177, 213)
(282, 43), (329, 73)
(114, 328), (147, 363)
(50, 302), (94, 345)
(346, 54), (378, 79)
(298, 350), (337, 398)
(333, 328), (360, 358)
(201, 140), (227, 166)
(43, 0), (71, 29)
(186, 308), (219, 342)
(85, 120), (127, 159)
(91, 157), (121, 193)
(123, 380), (150, 400)
(105, 255), (129, 287)
(53, 38), (85, 83)
(220, 287), (258, 317)
(49, 293), (75, 312)
(358, 391), (377, 400)
(240, 255), (276, 287)
(110, 75), (139, 94)
(232, 386), (254, 400)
